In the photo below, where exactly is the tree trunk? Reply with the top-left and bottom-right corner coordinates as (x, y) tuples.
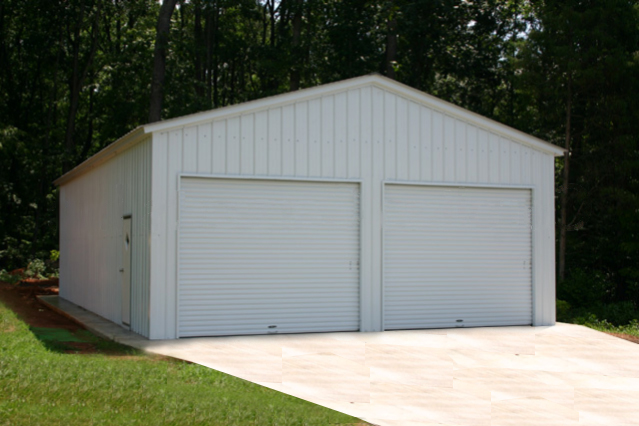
(559, 74), (572, 281)
(148, 0), (179, 123)
(385, 6), (397, 80)
(0, 0), (20, 125)
(269, 0), (276, 47)
(64, 3), (100, 171)
(115, 0), (122, 54)
(80, 87), (95, 159)
(194, 0), (204, 101)
(289, 0), (302, 91)
(64, 74), (81, 160)
(206, 2), (219, 108)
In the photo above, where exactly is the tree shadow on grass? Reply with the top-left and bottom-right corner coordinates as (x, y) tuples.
(29, 326), (142, 356)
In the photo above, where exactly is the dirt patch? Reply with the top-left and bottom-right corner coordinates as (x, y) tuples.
(19, 277), (60, 287)
(0, 323), (16, 333)
(0, 281), (78, 330)
(0, 281), (127, 355)
(63, 341), (100, 354)
(607, 332), (639, 345)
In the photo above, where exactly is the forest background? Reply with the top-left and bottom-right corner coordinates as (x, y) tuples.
(1, 0), (638, 326)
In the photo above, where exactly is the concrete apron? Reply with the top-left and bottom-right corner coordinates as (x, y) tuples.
(39, 296), (639, 426)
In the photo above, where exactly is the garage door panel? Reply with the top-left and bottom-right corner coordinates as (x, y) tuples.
(179, 275), (359, 284)
(384, 185), (532, 330)
(180, 323), (356, 335)
(178, 178), (360, 337)
(180, 299), (359, 308)
(181, 211), (357, 220)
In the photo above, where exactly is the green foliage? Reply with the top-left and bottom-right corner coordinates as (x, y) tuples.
(572, 315), (639, 339)
(558, 266), (639, 328)
(557, 268), (612, 308)
(50, 250), (60, 263)
(555, 299), (571, 322)
(0, 301), (361, 425)
(566, 301), (639, 328)
(0, 270), (20, 285)
(24, 259), (46, 279)
(0, 254), (59, 282)
(519, 0), (639, 312)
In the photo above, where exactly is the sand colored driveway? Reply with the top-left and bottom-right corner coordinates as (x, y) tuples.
(139, 324), (639, 426)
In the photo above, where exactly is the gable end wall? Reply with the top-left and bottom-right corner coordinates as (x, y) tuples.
(148, 86), (556, 339)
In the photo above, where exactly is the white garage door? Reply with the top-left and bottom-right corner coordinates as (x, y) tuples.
(384, 185), (532, 330)
(178, 178), (360, 337)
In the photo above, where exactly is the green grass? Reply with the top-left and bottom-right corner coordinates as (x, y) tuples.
(574, 316), (639, 338)
(557, 299), (639, 338)
(0, 302), (363, 426)
(28, 327), (139, 353)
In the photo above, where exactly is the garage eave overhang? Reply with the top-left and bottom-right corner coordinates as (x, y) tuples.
(53, 126), (148, 186)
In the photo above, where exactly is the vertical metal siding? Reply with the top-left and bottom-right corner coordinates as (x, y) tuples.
(149, 86), (556, 338)
(383, 185), (533, 329)
(177, 178), (360, 337)
(59, 137), (151, 337)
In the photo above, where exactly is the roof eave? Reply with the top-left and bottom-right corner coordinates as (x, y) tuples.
(53, 126), (148, 186)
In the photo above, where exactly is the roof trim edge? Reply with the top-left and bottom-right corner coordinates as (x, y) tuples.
(53, 127), (148, 186)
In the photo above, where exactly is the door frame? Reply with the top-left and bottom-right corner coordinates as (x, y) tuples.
(122, 214), (132, 328)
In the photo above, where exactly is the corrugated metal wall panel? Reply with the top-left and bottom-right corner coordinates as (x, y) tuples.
(59, 137), (151, 337)
(177, 178), (360, 337)
(383, 185), (532, 329)
(149, 85), (556, 338)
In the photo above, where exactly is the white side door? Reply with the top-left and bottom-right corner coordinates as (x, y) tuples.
(121, 216), (132, 327)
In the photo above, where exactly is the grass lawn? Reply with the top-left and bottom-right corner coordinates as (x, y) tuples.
(557, 300), (639, 342)
(0, 301), (364, 426)
(576, 317), (639, 339)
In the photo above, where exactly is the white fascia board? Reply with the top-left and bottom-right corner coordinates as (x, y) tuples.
(53, 127), (148, 186)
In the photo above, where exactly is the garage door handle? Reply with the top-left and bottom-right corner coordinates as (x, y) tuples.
(119, 268), (124, 272)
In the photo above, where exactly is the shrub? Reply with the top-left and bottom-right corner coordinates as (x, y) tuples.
(0, 269), (20, 284)
(590, 301), (637, 326)
(556, 299), (571, 322)
(557, 268), (612, 308)
(25, 259), (47, 279)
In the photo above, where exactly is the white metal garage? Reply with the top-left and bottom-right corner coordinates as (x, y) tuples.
(56, 74), (564, 339)
(383, 184), (533, 330)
